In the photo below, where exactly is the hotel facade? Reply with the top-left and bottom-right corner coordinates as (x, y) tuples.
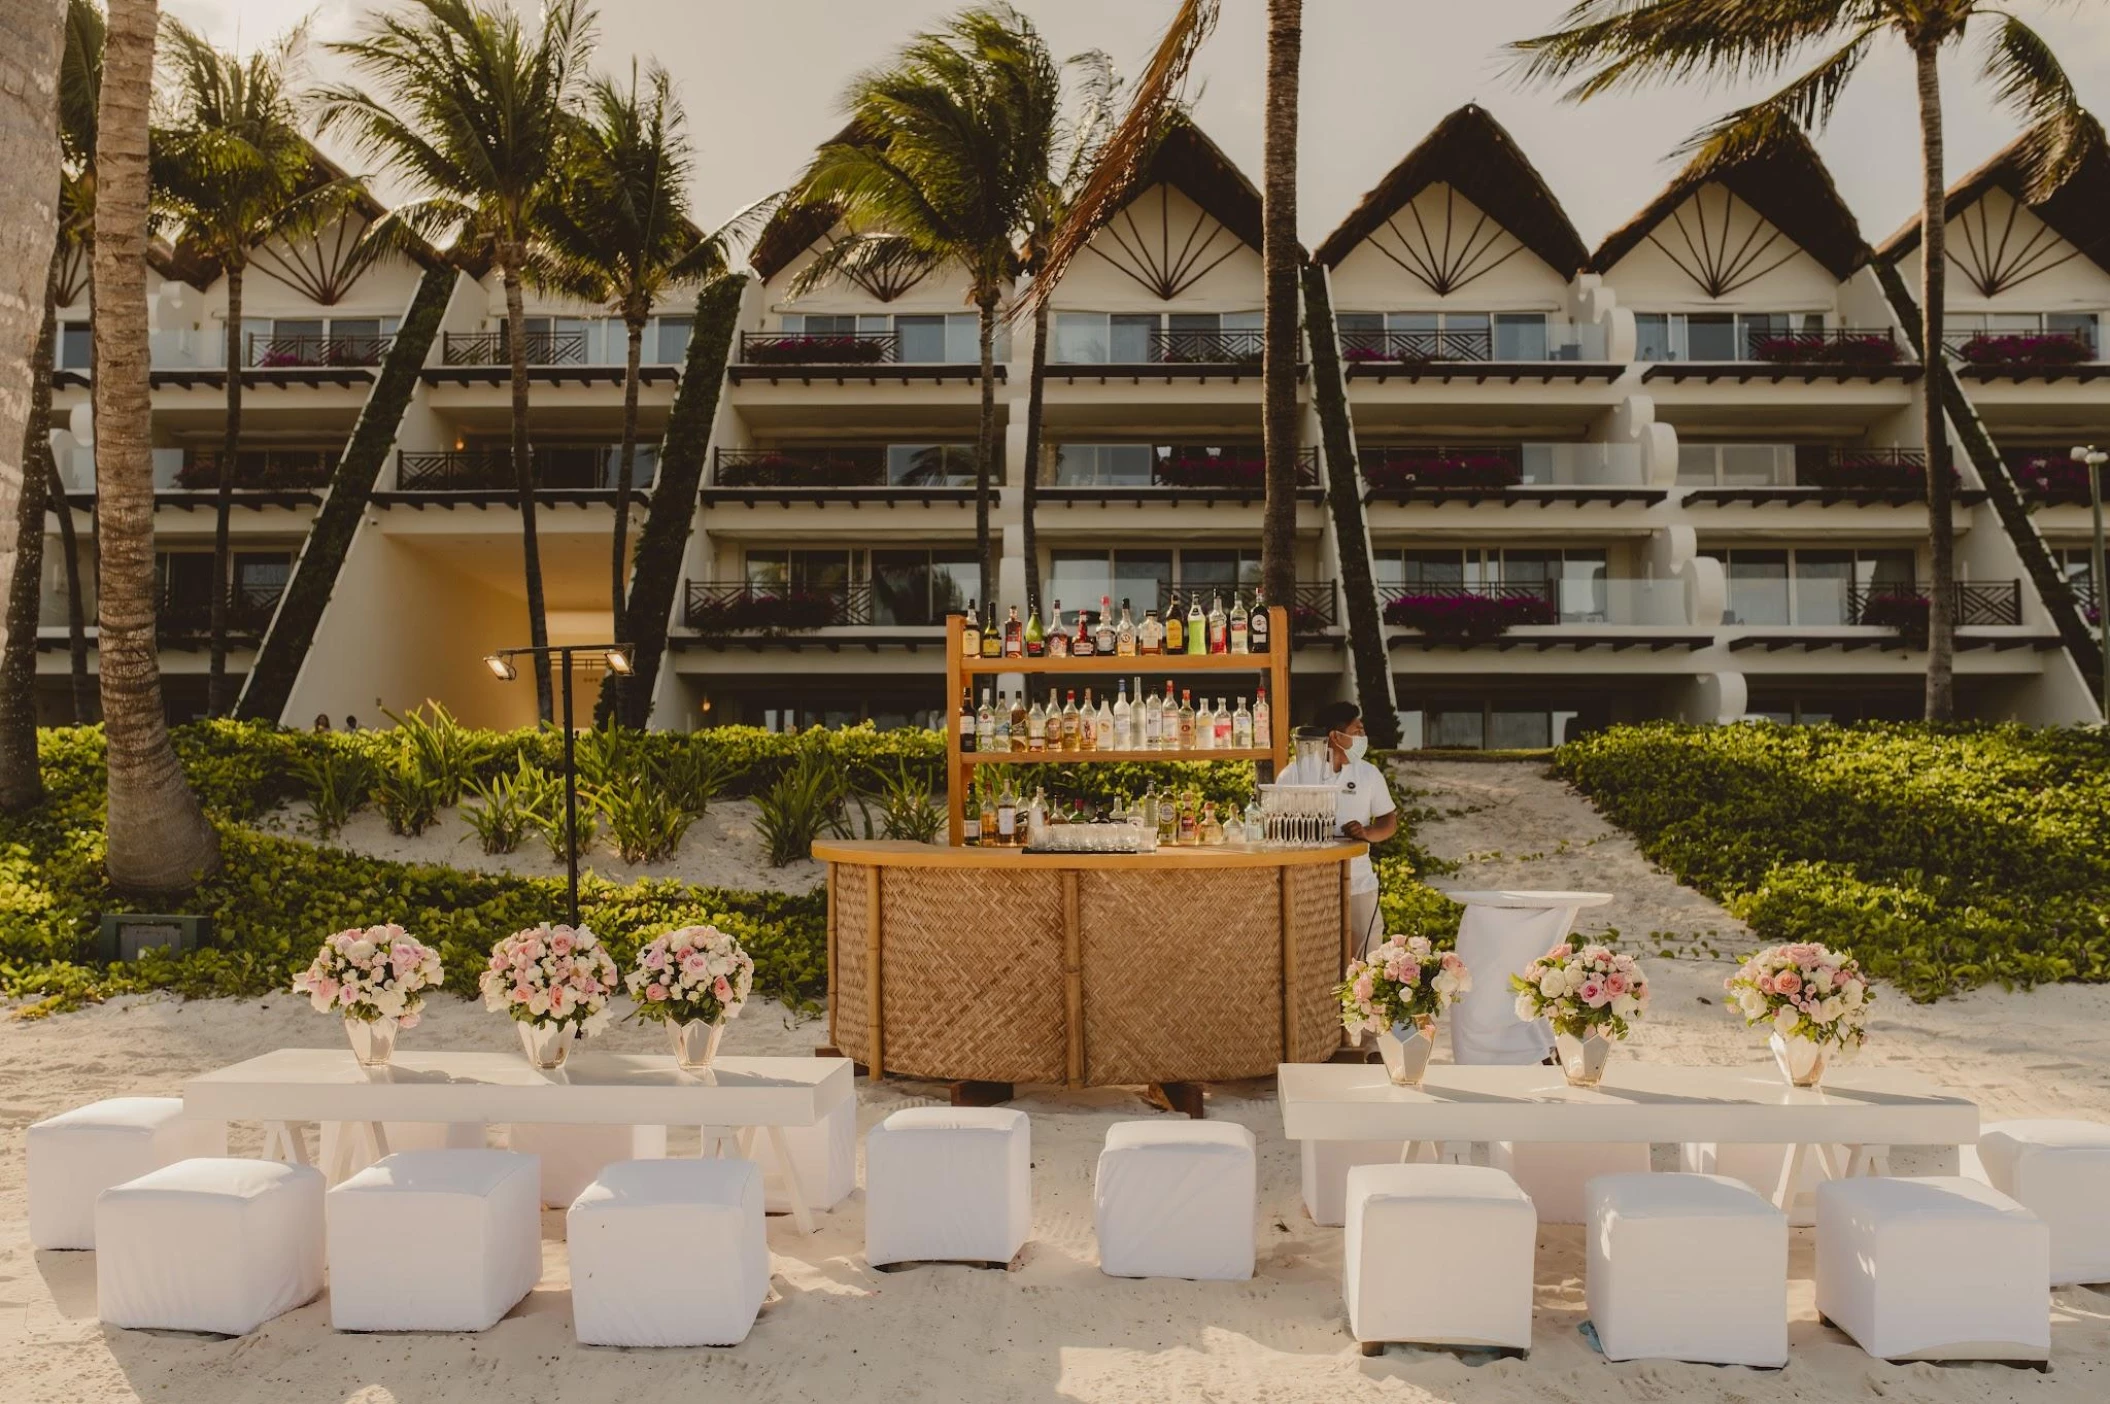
(36, 106), (2110, 742)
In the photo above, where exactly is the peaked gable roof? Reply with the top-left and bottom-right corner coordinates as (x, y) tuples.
(1123, 116), (1263, 253)
(1592, 129), (1868, 284)
(1314, 104), (1587, 277)
(1875, 128), (2110, 280)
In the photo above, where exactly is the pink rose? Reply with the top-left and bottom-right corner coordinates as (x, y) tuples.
(643, 947), (667, 971)
(512, 983), (534, 1003)
(645, 982), (668, 1002)
(551, 933), (574, 957)
(1353, 975), (1374, 1002)
(399, 1012), (420, 1030)
(1547, 944), (1573, 962)
(315, 977), (339, 1003)
(1603, 973), (1627, 997)
(1774, 971), (1802, 995)
(1441, 952), (1464, 973)
(713, 976), (732, 1001)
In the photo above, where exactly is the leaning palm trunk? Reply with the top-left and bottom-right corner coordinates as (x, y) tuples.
(503, 258), (554, 722)
(612, 313), (645, 621)
(0, 242), (63, 811)
(1257, 0), (1301, 610)
(207, 264), (242, 715)
(975, 291), (1000, 600)
(50, 450), (91, 721)
(1915, 43), (1954, 721)
(95, 0), (219, 893)
(1020, 298), (1049, 609)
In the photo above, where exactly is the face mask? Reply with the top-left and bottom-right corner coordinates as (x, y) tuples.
(1336, 733), (1368, 763)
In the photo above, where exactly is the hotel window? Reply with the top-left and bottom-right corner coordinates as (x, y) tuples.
(1634, 311), (1824, 361)
(57, 321), (91, 370)
(1721, 548), (1913, 626)
(1337, 311), (1552, 360)
(742, 549), (853, 594)
(1045, 548), (1258, 614)
(870, 549), (980, 626)
(1943, 311), (2098, 354)
(1403, 705), (1584, 751)
(1374, 546), (1606, 590)
(886, 444), (976, 486)
(1050, 311), (1259, 363)
(781, 311), (979, 361)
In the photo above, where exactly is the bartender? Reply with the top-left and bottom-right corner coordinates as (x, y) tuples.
(1276, 701), (1396, 959)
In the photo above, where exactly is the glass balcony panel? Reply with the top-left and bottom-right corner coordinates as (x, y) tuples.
(1721, 445), (1793, 487)
(1727, 552), (1790, 625)
(1517, 442), (1643, 486)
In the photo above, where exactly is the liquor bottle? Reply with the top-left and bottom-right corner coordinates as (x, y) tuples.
(1139, 607), (1164, 655)
(1229, 593), (1249, 653)
(1094, 594), (1117, 655)
(1177, 689), (1196, 749)
(1079, 688), (1098, 750)
(979, 782), (998, 848)
(996, 779), (1019, 847)
(961, 601), (981, 658)
(1252, 684), (1271, 749)
(1113, 682), (1132, 753)
(1009, 692), (1027, 752)
(1027, 787), (1048, 846)
(1003, 605), (1024, 658)
(992, 692), (1011, 751)
(1061, 690), (1080, 751)
(981, 602), (1001, 658)
(1207, 593), (1229, 654)
(1142, 686), (1162, 750)
(1132, 676), (1146, 749)
(976, 689), (996, 752)
(1096, 691), (1116, 750)
(1048, 600), (1070, 658)
(1200, 802), (1225, 846)
(1249, 590), (1270, 654)
(1164, 591), (1185, 653)
(1024, 602), (1044, 657)
(1213, 697), (1232, 748)
(1243, 798), (1264, 845)
(1157, 793), (1179, 846)
(1185, 595), (1206, 655)
(1194, 696), (1214, 750)
(1026, 697), (1047, 752)
(1176, 794), (1199, 846)
(959, 687), (977, 753)
(1073, 606), (1095, 657)
(1116, 599), (1137, 656)
(963, 788), (981, 845)
(1163, 680), (1178, 749)
(1233, 696), (1254, 749)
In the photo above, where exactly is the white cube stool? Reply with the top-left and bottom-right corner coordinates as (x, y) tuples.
(1490, 1141), (1650, 1224)
(1679, 1141), (1845, 1227)
(1345, 1163), (1535, 1354)
(319, 1121), (484, 1184)
(865, 1107), (1031, 1267)
(97, 1158), (324, 1335)
(1816, 1176), (2049, 1363)
(569, 1158), (770, 1347)
(508, 1123), (668, 1208)
(327, 1150), (542, 1332)
(28, 1097), (226, 1250)
(1587, 1172), (1787, 1366)
(1096, 1120), (1255, 1281)
(1301, 1139), (1407, 1228)
(1967, 1120), (2110, 1287)
(752, 1097), (857, 1214)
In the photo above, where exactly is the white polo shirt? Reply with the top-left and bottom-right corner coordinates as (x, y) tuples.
(1277, 753), (1394, 893)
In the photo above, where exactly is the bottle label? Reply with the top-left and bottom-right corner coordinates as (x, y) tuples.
(997, 808), (1017, 837)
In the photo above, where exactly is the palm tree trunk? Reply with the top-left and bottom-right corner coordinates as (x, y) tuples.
(51, 455), (91, 720)
(1915, 41), (1954, 721)
(95, 0), (218, 894)
(0, 241), (63, 811)
(503, 258), (553, 722)
(1021, 297), (1048, 610)
(1258, 0), (1301, 610)
(207, 262), (241, 715)
(975, 290), (999, 602)
(613, 311), (645, 622)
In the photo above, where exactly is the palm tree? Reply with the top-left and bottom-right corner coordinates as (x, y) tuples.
(96, 0), (220, 892)
(152, 17), (345, 717)
(50, 0), (103, 725)
(533, 62), (716, 623)
(317, 0), (600, 723)
(1258, 0), (1301, 612)
(1510, 1), (2104, 722)
(789, 6), (1046, 600)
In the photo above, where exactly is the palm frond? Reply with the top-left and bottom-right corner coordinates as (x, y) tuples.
(60, 0), (104, 168)
(1981, 12), (2106, 202)
(1508, 0), (1887, 103)
(1675, 23), (1879, 169)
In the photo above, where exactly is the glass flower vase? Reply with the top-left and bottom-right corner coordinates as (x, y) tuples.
(1375, 1016), (1436, 1088)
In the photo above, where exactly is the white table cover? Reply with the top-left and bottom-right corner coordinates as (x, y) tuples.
(1440, 890), (1613, 1065)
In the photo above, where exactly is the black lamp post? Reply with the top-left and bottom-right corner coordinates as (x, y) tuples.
(484, 642), (634, 927)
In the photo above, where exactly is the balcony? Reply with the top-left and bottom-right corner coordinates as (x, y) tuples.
(1150, 580), (1337, 632)
(1943, 329), (2100, 380)
(2008, 449), (2101, 504)
(682, 580), (881, 634)
(144, 331), (378, 387)
(711, 445), (979, 488)
(1341, 323), (1607, 366)
(1045, 445), (1318, 496)
(1642, 327), (1916, 385)
(1678, 445), (1970, 506)
(173, 449), (337, 491)
(1383, 579), (1689, 627)
(440, 331), (589, 367)
(245, 333), (393, 369)
(1362, 443), (1647, 496)
(1725, 580), (2023, 637)
(157, 581), (284, 640)
(392, 446), (659, 494)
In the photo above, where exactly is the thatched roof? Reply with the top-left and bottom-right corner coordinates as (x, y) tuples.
(1313, 104), (1586, 276)
(1126, 115), (1263, 252)
(1591, 127), (1868, 283)
(1875, 128), (2110, 277)
(749, 122), (865, 283)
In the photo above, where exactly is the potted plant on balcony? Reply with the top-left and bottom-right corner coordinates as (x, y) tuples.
(1957, 332), (2092, 368)
(1804, 452), (1927, 493)
(1156, 455), (1265, 489)
(1857, 590), (1931, 647)
(1364, 451), (1521, 491)
(745, 334), (889, 367)
(1750, 332), (1901, 367)
(689, 589), (842, 635)
(2010, 453), (2089, 502)
(1383, 592), (1551, 643)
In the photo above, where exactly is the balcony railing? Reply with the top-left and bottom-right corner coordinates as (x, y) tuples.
(440, 331), (589, 367)
(1646, 327), (1902, 365)
(173, 449), (338, 491)
(1381, 579), (1687, 628)
(1341, 322), (1608, 364)
(1941, 329), (2096, 367)
(1148, 581), (1336, 631)
(157, 581), (285, 637)
(683, 580), (876, 632)
(737, 331), (898, 366)
(1150, 329), (1264, 364)
(245, 334), (393, 369)
(1362, 443), (1644, 490)
(1844, 581), (2022, 629)
(1048, 446), (1318, 490)
(711, 446), (979, 488)
(395, 446), (659, 492)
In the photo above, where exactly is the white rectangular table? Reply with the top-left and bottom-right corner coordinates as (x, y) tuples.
(185, 1050), (855, 1231)
(1280, 1062), (1979, 1210)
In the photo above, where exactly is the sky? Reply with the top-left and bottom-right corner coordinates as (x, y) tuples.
(166, 0), (2110, 253)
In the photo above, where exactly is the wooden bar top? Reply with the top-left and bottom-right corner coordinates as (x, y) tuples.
(813, 839), (1364, 871)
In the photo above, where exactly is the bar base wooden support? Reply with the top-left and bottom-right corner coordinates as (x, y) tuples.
(948, 1080), (1015, 1108)
(1145, 1082), (1206, 1119)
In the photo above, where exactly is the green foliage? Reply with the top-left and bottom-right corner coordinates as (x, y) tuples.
(753, 745), (850, 867)
(382, 702), (491, 807)
(291, 748), (375, 839)
(1552, 722), (2110, 1001)
(461, 755), (554, 856)
(595, 783), (694, 864)
(868, 758), (944, 844)
(372, 758), (443, 838)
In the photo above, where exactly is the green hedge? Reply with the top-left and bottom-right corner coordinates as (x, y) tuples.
(1552, 722), (2110, 1000)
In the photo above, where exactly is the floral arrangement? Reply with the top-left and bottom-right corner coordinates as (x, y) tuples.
(293, 924), (443, 1025)
(1855, 591), (1931, 645)
(627, 924), (757, 1027)
(1383, 591), (1556, 642)
(1955, 331), (2092, 367)
(1509, 943), (1650, 1039)
(1338, 934), (1469, 1037)
(1749, 332), (1901, 366)
(685, 589), (844, 635)
(1723, 943), (1873, 1049)
(743, 334), (889, 366)
(478, 923), (619, 1036)
(1364, 451), (1522, 490)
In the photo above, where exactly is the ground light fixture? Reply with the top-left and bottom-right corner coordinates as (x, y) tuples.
(2074, 444), (2108, 718)
(483, 642), (635, 926)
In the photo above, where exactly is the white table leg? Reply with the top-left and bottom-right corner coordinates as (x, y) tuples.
(367, 1122), (392, 1158)
(1398, 1139), (1422, 1164)
(766, 1124), (817, 1233)
(1772, 1142), (1811, 1211)
(264, 1120), (312, 1167)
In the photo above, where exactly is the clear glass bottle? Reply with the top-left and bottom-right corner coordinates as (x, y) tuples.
(992, 692), (1011, 751)
(961, 600), (980, 658)
(1252, 684), (1271, 749)
(1112, 682), (1132, 752)
(1243, 797), (1264, 845)
(1026, 697), (1047, 752)
(1059, 690), (1078, 751)
(1177, 689), (1196, 749)
(1131, 675), (1146, 750)
(1193, 696), (1214, 750)
(1185, 595), (1206, 655)
(1233, 696), (1254, 749)
(1116, 598), (1137, 655)
(1229, 593), (1250, 653)
(1010, 692), (1027, 752)
(1024, 602), (1044, 657)
(1094, 594), (1117, 655)
(1200, 801), (1225, 846)
(1165, 591), (1186, 653)
(1076, 688), (1094, 750)
(1048, 600), (1070, 657)
(1027, 786), (1049, 847)
(996, 778), (1019, 847)
(976, 689), (996, 752)
(1207, 593), (1229, 654)
(1142, 685), (1162, 750)
(1096, 691), (1115, 750)
(1214, 697), (1233, 748)
(1138, 607), (1164, 655)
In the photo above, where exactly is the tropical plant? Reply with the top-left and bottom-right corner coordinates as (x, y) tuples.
(152, 18), (346, 715)
(371, 756), (443, 837)
(867, 757), (945, 843)
(788, 6), (1049, 596)
(752, 744), (849, 867)
(461, 754), (554, 854)
(290, 746), (375, 839)
(1508, 0), (2106, 721)
(652, 740), (738, 815)
(95, 0), (221, 893)
(534, 799), (597, 863)
(382, 701), (488, 805)
(595, 780), (693, 863)
(572, 717), (642, 790)
(317, 0), (602, 722)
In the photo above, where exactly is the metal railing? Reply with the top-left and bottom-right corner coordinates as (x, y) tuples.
(1740, 327), (1902, 365)
(1843, 580), (2022, 628)
(737, 331), (898, 366)
(1362, 443), (1647, 489)
(395, 446), (658, 492)
(1048, 446), (1317, 489)
(245, 334), (393, 369)
(157, 581), (285, 636)
(711, 446), (980, 488)
(1941, 328), (2096, 366)
(1149, 329), (1265, 364)
(1340, 329), (1494, 363)
(1381, 581), (1557, 608)
(440, 331), (589, 367)
(1795, 446), (1934, 491)
(683, 579), (875, 631)
(173, 449), (338, 490)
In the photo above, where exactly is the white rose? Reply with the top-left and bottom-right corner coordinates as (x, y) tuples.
(1842, 982), (1864, 1007)
(1738, 989), (1767, 1019)
(528, 991), (551, 1017)
(1538, 970), (1565, 999)
(348, 939), (374, 962)
(310, 989), (333, 1013)
(1514, 993), (1539, 1022)
(1773, 1006), (1800, 1037)
(1612, 993), (1641, 1021)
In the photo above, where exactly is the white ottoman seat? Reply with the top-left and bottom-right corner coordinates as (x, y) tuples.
(569, 1158), (770, 1347)
(327, 1150), (541, 1332)
(1967, 1120), (2110, 1287)
(1490, 1141), (1650, 1224)
(1095, 1120), (1255, 1281)
(97, 1158), (324, 1335)
(865, 1107), (1031, 1267)
(752, 1097), (857, 1214)
(29, 1097), (225, 1249)
(1345, 1164), (1535, 1353)
(1300, 1138), (1405, 1228)
(508, 1123), (668, 1207)
(1587, 1172), (1787, 1366)
(1816, 1176), (2049, 1363)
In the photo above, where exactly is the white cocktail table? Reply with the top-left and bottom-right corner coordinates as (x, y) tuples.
(185, 1050), (855, 1231)
(1441, 889), (1614, 1065)
(1279, 1061), (1978, 1210)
